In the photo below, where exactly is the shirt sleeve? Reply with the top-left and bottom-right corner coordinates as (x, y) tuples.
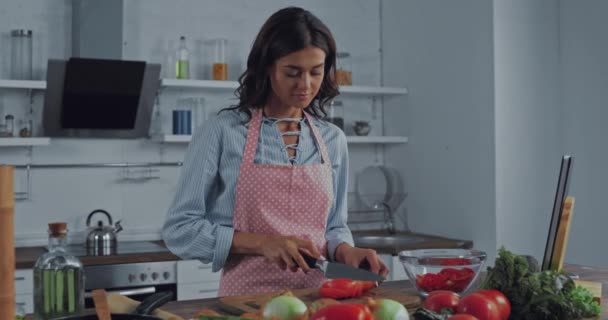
(325, 130), (354, 261)
(162, 121), (234, 272)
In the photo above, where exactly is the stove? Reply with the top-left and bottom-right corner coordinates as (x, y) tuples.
(61, 241), (170, 257)
(50, 241), (178, 305)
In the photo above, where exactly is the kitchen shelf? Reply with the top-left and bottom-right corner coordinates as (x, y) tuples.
(0, 137), (51, 147)
(0, 79), (46, 90)
(161, 78), (238, 90)
(160, 79), (408, 96)
(346, 136), (408, 144)
(155, 134), (408, 144)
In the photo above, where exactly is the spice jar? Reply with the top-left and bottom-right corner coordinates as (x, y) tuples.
(212, 38), (228, 80)
(19, 119), (33, 137)
(4, 115), (15, 137)
(336, 52), (352, 86)
(326, 100), (344, 130)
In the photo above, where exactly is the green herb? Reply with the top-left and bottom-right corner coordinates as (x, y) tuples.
(569, 285), (601, 318)
(481, 247), (602, 319)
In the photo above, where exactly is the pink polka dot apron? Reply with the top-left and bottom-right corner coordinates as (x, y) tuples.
(218, 108), (333, 296)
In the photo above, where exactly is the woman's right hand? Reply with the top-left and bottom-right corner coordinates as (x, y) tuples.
(259, 235), (321, 272)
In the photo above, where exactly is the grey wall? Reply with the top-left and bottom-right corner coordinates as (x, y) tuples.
(494, 0), (562, 261)
(1, 0), (391, 246)
(560, 0), (608, 267)
(381, 0), (497, 262)
(72, 0), (124, 59)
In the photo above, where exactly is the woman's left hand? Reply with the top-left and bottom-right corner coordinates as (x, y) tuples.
(335, 243), (390, 278)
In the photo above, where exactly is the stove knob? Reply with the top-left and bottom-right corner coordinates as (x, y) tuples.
(140, 273), (147, 282)
(128, 274), (136, 283)
(151, 272), (159, 280)
(162, 272), (170, 280)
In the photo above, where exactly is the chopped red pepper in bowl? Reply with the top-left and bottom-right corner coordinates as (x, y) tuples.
(399, 249), (486, 298)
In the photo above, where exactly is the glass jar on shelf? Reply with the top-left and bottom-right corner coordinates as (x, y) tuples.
(336, 52), (352, 86)
(33, 223), (85, 320)
(326, 100), (344, 130)
(212, 38), (228, 80)
(11, 29), (33, 80)
(19, 117), (33, 138)
(4, 114), (15, 137)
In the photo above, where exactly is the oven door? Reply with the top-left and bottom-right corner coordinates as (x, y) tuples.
(84, 283), (177, 308)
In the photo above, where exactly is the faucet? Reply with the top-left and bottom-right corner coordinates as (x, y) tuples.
(374, 201), (395, 234)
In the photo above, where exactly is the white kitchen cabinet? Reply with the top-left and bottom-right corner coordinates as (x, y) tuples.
(15, 293), (34, 314)
(176, 260), (220, 301)
(14, 269), (34, 294)
(15, 269), (34, 313)
(177, 282), (220, 301)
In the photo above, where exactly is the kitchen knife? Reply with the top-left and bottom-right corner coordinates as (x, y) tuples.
(301, 254), (385, 282)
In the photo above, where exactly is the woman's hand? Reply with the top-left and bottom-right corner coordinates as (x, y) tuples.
(259, 235), (321, 272)
(335, 243), (390, 277)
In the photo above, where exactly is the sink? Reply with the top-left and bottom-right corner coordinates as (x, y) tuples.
(353, 234), (427, 247)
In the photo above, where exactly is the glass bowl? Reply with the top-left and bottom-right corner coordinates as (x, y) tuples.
(399, 248), (487, 298)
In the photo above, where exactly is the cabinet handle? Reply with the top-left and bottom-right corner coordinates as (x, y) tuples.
(85, 286), (156, 298)
(14, 277), (26, 281)
(198, 289), (215, 294)
(16, 302), (26, 306)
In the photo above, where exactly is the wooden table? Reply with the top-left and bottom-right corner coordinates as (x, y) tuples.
(23, 264), (608, 319)
(159, 264), (608, 319)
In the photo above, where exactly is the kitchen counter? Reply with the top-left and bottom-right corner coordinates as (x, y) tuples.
(21, 264), (608, 319)
(158, 264), (608, 318)
(15, 241), (180, 268)
(351, 230), (473, 255)
(159, 264), (608, 319)
(15, 232), (471, 269)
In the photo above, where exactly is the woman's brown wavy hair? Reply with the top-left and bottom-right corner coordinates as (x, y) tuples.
(222, 7), (339, 119)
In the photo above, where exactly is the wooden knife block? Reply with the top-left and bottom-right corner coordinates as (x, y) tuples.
(0, 166), (15, 320)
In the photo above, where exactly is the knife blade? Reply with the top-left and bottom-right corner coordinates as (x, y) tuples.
(301, 253), (385, 282)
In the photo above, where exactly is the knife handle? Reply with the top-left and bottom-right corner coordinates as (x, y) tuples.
(359, 259), (372, 271)
(299, 253), (319, 268)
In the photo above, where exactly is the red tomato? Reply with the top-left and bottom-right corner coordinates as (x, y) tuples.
(416, 268), (475, 292)
(423, 290), (460, 313)
(447, 315), (479, 320)
(310, 303), (374, 320)
(475, 289), (511, 320)
(457, 292), (501, 320)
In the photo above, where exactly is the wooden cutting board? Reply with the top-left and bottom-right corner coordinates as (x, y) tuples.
(218, 285), (421, 315)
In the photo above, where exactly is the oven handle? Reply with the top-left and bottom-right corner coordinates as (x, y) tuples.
(85, 286), (156, 298)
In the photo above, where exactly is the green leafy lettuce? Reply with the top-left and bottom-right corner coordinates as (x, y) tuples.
(481, 247), (601, 319)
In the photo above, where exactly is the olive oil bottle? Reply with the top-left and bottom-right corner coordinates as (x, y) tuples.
(176, 36), (190, 79)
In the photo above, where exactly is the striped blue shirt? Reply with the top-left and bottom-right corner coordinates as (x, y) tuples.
(162, 109), (354, 272)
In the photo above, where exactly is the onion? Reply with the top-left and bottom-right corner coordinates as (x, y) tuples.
(371, 298), (410, 320)
(262, 295), (308, 320)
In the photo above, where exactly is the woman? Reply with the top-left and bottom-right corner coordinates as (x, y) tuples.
(162, 6), (388, 296)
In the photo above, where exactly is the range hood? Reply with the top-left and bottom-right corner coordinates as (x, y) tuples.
(42, 58), (160, 139)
